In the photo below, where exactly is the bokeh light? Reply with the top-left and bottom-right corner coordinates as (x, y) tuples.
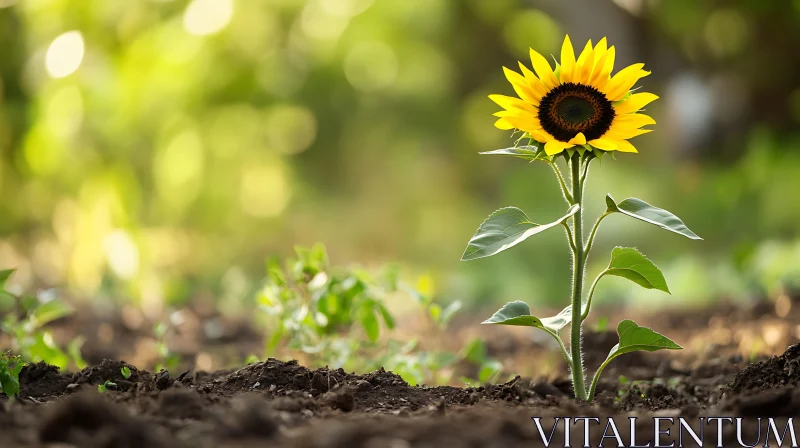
(0, 0), (799, 314)
(45, 31), (85, 78)
(183, 0), (234, 36)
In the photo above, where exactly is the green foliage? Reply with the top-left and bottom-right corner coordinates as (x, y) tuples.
(0, 353), (25, 398)
(461, 205), (579, 261)
(0, 270), (85, 370)
(256, 244), (494, 386)
(604, 247), (670, 293)
(611, 320), (682, 356)
(153, 322), (180, 372)
(605, 195), (702, 240)
(589, 320), (681, 401)
(482, 301), (572, 366)
(459, 338), (503, 384)
(258, 243), (396, 352)
(471, 143), (696, 401)
(121, 366), (131, 380)
(482, 301), (570, 331)
(0, 270), (14, 287)
(594, 316), (609, 332)
(97, 379), (117, 393)
(479, 145), (549, 162)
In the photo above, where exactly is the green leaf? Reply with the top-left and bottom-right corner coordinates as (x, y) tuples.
(482, 301), (572, 346)
(0, 371), (20, 398)
(479, 145), (548, 161)
(439, 300), (462, 327)
(460, 338), (488, 364)
(478, 360), (503, 383)
(31, 299), (74, 329)
(605, 319), (682, 362)
(606, 195), (701, 240)
(361, 310), (380, 343)
(605, 247), (670, 293)
(0, 269), (14, 289)
(0, 354), (23, 398)
(375, 302), (395, 330)
(462, 205), (579, 261)
(68, 336), (87, 370)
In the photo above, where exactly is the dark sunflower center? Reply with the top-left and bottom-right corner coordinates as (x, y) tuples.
(538, 82), (615, 142)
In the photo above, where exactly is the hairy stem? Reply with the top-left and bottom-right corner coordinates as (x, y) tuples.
(555, 333), (573, 369)
(587, 352), (617, 402)
(584, 211), (610, 256)
(581, 269), (608, 321)
(561, 222), (576, 253)
(569, 155), (588, 400)
(550, 161), (574, 204)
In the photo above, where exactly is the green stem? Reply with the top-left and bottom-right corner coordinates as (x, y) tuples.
(580, 155), (591, 184)
(569, 155), (588, 401)
(554, 332), (573, 369)
(584, 211), (610, 255)
(550, 161), (574, 204)
(561, 222), (576, 253)
(587, 352), (617, 402)
(581, 270), (608, 321)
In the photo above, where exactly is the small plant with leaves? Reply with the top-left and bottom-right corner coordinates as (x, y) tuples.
(153, 322), (180, 372)
(463, 35), (700, 402)
(0, 269), (85, 370)
(257, 243), (397, 359)
(255, 244), (481, 386)
(0, 353), (25, 399)
(97, 379), (117, 393)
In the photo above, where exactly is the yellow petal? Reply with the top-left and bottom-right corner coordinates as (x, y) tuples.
(494, 118), (514, 130)
(603, 46), (616, 76)
(504, 115), (542, 132)
(613, 139), (639, 153)
(614, 93), (659, 115)
(605, 127), (653, 140)
(568, 132), (587, 145)
(587, 39), (606, 86)
(529, 48), (559, 89)
(560, 35), (576, 83)
(593, 38), (608, 60)
(589, 46), (615, 88)
(545, 139), (573, 155)
(488, 94), (535, 112)
(601, 63), (650, 101)
(612, 113), (656, 128)
(587, 52), (609, 89)
(588, 138), (617, 151)
(503, 67), (539, 104)
(574, 39), (594, 85)
(517, 62), (547, 103)
(530, 129), (552, 142)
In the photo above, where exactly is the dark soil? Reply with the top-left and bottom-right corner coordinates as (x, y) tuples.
(3, 297), (800, 446)
(0, 345), (795, 446)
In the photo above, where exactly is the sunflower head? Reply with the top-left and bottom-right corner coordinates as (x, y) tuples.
(490, 35), (657, 158)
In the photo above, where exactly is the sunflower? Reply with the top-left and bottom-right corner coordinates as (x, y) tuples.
(490, 35), (657, 156)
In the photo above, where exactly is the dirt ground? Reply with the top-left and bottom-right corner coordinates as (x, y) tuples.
(3, 294), (800, 447)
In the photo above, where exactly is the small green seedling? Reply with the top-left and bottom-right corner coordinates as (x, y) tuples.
(153, 322), (180, 372)
(121, 366), (131, 380)
(0, 269), (86, 370)
(464, 36), (700, 402)
(255, 244), (474, 386)
(0, 353), (25, 398)
(97, 379), (117, 393)
(594, 316), (609, 332)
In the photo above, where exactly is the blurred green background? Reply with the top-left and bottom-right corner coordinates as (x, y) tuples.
(2, 0), (800, 317)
